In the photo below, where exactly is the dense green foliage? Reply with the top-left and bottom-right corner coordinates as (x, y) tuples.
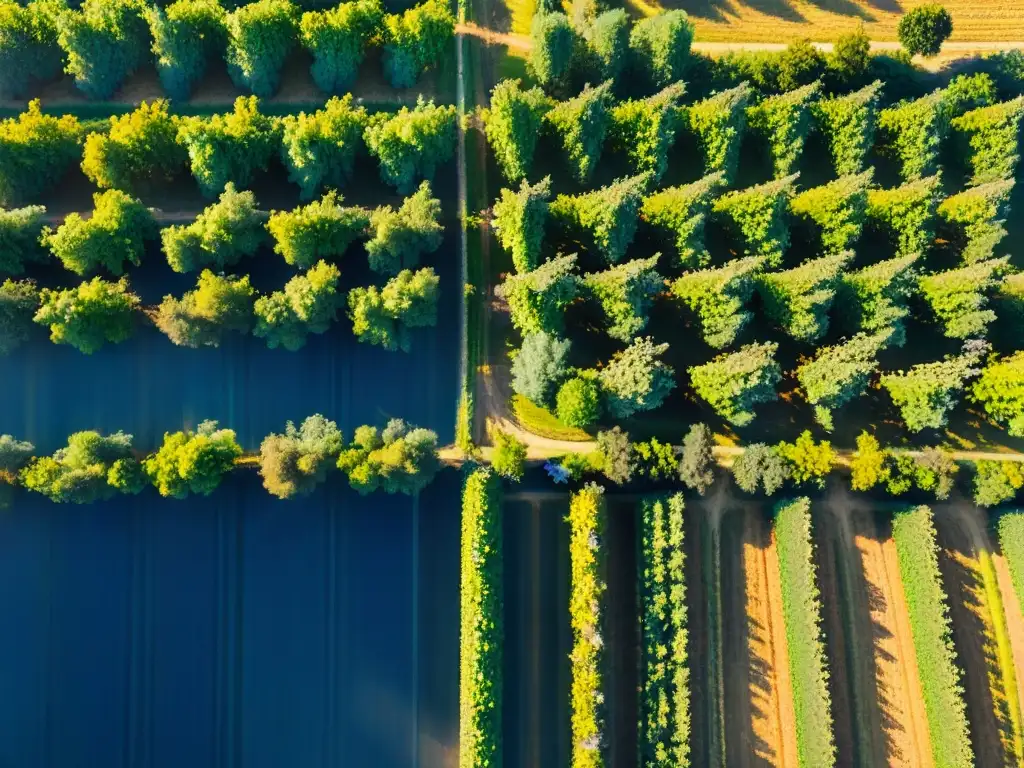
(973, 460), (1024, 507)
(491, 429), (526, 481)
(865, 174), (941, 256)
(546, 81), (613, 183)
(998, 513), (1024, 618)
(257, 414), (342, 499)
(336, 419), (440, 494)
(56, 0), (150, 99)
(797, 332), (887, 430)
(280, 95), (368, 199)
(583, 255), (662, 341)
(971, 352), (1024, 437)
(366, 181), (443, 275)
(510, 331), (571, 406)
(628, 9), (692, 87)
(790, 170), (872, 254)
(880, 343), (986, 432)
(499, 253), (578, 335)
(153, 270), (254, 347)
(775, 432), (836, 488)
(268, 190), (370, 268)
(300, 0), (382, 94)
(755, 252), (847, 342)
(713, 174), (797, 267)
(363, 98), (456, 193)
(485, 79), (550, 183)
(878, 90), (950, 181)
(529, 10), (575, 86)
(599, 336), (675, 419)
(836, 253), (919, 345)
(918, 257), (1006, 338)
(551, 174), (649, 264)
(82, 100), (185, 190)
(147, 0), (226, 100)
(347, 266), (439, 351)
(145, 420), (242, 498)
(582, 9), (628, 83)
(687, 84), (749, 183)
(0, 102), (81, 206)
(747, 82), (819, 178)
(772, 497), (836, 768)
(671, 256), (760, 348)
(0, 279), (40, 355)
(224, 0), (297, 96)
(0, 204), (48, 275)
(557, 374), (602, 428)
(689, 341), (781, 426)
(731, 443), (789, 494)
(493, 177), (551, 273)
(937, 179), (1013, 263)
(0, 0), (63, 100)
(811, 81), (881, 176)
(162, 183), (266, 273)
(254, 260), (341, 350)
(34, 276), (139, 353)
(897, 4), (953, 57)
(609, 82), (685, 181)
(641, 172), (724, 268)
(679, 423), (714, 494)
(850, 433), (958, 499)
(21, 430), (144, 503)
(45, 189), (156, 276)
(952, 97), (1024, 185)
(381, 0), (453, 88)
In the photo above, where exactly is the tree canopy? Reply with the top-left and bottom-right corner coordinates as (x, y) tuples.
(82, 99), (186, 190)
(880, 342), (987, 432)
(154, 270), (254, 348)
(599, 336), (676, 419)
(381, 0), (453, 88)
(641, 172), (724, 268)
(254, 260), (341, 350)
(865, 174), (941, 256)
(836, 253), (919, 346)
(511, 330), (571, 406)
(797, 331), (888, 430)
(347, 267), (439, 351)
(811, 81), (881, 176)
(336, 419), (440, 495)
(224, 0), (298, 97)
(583, 254), (663, 341)
(747, 81), (820, 178)
(712, 173), (797, 267)
(790, 169), (872, 254)
(280, 95), (368, 199)
(609, 82), (686, 182)
(493, 177), (551, 274)
(365, 181), (443, 275)
(162, 183), (266, 273)
(0, 279), (40, 356)
(918, 257), (1007, 339)
(499, 253), (578, 335)
(268, 190), (370, 269)
(259, 414), (343, 498)
(550, 173), (649, 263)
(671, 256), (761, 348)
(971, 351), (1024, 437)
(300, 0), (383, 94)
(145, 420), (242, 498)
(363, 97), (457, 193)
(21, 430), (144, 503)
(147, 0), (226, 100)
(34, 276), (140, 353)
(755, 252), (848, 342)
(689, 341), (781, 426)
(485, 79), (550, 183)
(56, 0), (150, 99)
(0, 101), (81, 206)
(628, 9), (693, 87)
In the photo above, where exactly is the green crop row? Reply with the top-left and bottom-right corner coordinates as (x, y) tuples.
(458, 467), (503, 768)
(772, 497), (836, 768)
(637, 493), (690, 768)
(999, 512), (1024, 616)
(891, 505), (973, 768)
(569, 483), (607, 768)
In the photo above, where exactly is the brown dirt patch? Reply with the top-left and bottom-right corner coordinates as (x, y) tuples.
(687, 500), (719, 767)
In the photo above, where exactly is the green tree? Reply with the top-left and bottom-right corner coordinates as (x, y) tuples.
(268, 191), (370, 269)
(812, 81), (881, 176)
(153, 270), (254, 347)
(44, 189), (156, 276)
(628, 9), (693, 87)
(20, 430), (144, 503)
(545, 80), (613, 183)
(583, 255), (662, 341)
(755, 251), (848, 342)
(880, 342), (987, 431)
(713, 174), (797, 268)
(225, 0), (297, 97)
(732, 443), (790, 495)
(581, 8), (628, 83)
(529, 10), (575, 86)
(0, 101), (81, 206)
(898, 4), (953, 57)
(828, 25), (870, 86)
(0, 279), (40, 355)
(557, 375), (602, 428)
(493, 177), (551, 273)
(599, 336), (675, 419)
(919, 258), (1006, 339)
(940, 72), (996, 121)
(0, 0), (64, 100)
(348, 267), (440, 351)
(258, 414), (343, 499)
(937, 179), (1014, 263)
(596, 426), (632, 484)
(775, 431), (835, 488)
(865, 174), (941, 256)
(498, 251), (580, 335)
(56, 0), (150, 99)
(689, 341), (781, 426)
(162, 183), (266, 273)
(836, 253), (919, 346)
(365, 180), (443, 275)
(491, 428), (527, 481)
(510, 330), (571, 405)
(671, 255), (760, 349)
(790, 169), (872, 253)
(336, 419), (440, 495)
(82, 100), (185, 190)
(0, 433), (34, 476)
(381, 0), (453, 88)
(484, 79), (550, 183)
(849, 431), (889, 491)
(747, 81), (820, 178)
(280, 95), (368, 199)
(300, 0), (382, 94)
(687, 83), (750, 183)
(34, 276), (139, 353)
(971, 351), (1024, 436)
(0, 204), (47, 275)
(679, 422), (714, 494)
(997, 273), (1024, 330)
(254, 260), (341, 351)
(878, 89), (950, 181)
(147, 0), (226, 101)
(176, 96), (280, 197)
(973, 459), (1024, 507)
(145, 420), (241, 498)
(641, 172), (725, 268)
(364, 97), (457, 193)
(778, 38), (826, 91)
(550, 172), (650, 263)
(951, 97), (1024, 185)
(610, 82), (686, 182)
(797, 331), (888, 430)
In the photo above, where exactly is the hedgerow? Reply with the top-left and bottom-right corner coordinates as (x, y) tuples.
(890, 505), (974, 768)
(997, 512), (1024, 616)
(772, 497), (835, 768)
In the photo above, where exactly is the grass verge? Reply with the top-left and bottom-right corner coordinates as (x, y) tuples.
(512, 395), (594, 442)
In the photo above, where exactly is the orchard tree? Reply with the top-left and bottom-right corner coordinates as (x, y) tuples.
(34, 276), (139, 353)
(641, 171), (725, 267)
(687, 83), (750, 183)
(731, 443), (790, 494)
(747, 81), (820, 178)
(556, 375), (602, 428)
(529, 11), (574, 86)
(254, 260), (341, 351)
(44, 190), (156, 276)
(485, 79), (551, 183)
(510, 331), (571, 405)
(177, 96), (280, 197)
(259, 414), (343, 499)
(280, 95), (368, 199)
(628, 9), (693, 87)
(812, 81), (881, 176)
(973, 459), (1024, 507)
(364, 98), (457, 193)
(268, 191), (370, 269)
(365, 181), (443, 275)
(82, 100), (186, 190)
(599, 336), (676, 419)
(0, 0), (64, 100)
(381, 0), (454, 88)
(940, 73), (995, 120)
(162, 184), (266, 273)
(837, 253), (919, 346)
(898, 4), (953, 57)
(348, 267), (439, 351)
(971, 351), (1024, 437)
(865, 174), (941, 256)
(583, 255), (663, 341)
(671, 256), (761, 348)
(828, 25), (870, 86)
(609, 82), (686, 182)
(952, 97), (1024, 185)
(0, 205), (47, 275)
(493, 176), (551, 273)
(545, 80), (613, 183)
(145, 420), (242, 498)
(879, 342), (987, 431)
(679, 422), (714, 494)
(797, 331), (888, 430)
(919, 257), (1007, 339)
(878, 89), (950, 181)
(225, 0), (297, 97)
(581, 8), (629, 83)
(712, 173), (797, 267)
(20, 430), (144, 503)
(550, 173), (649, 263)
(689, 341), (781, 426)
(56, 0), (150, 99)
(775, 431), (835, 488)
(300, 0), (383, 94)
(497, 253), (578, 334)
(147, 0), (226, 101)
(153, 270), (254, 347)
(938, 179), (1013, 263)
(0, 279), (40, 355)
(754, 251), (848, 342)
(0, 101), (81, 206)
(336, 420), (439, 495)
(790, 169), (872, 253)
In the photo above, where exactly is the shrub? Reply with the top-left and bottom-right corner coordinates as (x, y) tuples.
(755, 252), (848, 342)
(153, 270), (254, 347)
(268, 191), (370, 269)
(491, 429), (527, 481)
(556, 375), (602, 428)
(596, 426), (631, 484)
(971, 352), (1024, 437)
(582, 255), (662, 341)
(0, 101), (81, 206)
(609, 82), (686, 182)
(951, 97), (1024, 186)
(147, 0), (225, 101)
(633, 438), (677, 480)
(258, 414), (343, 499)
(937, 179), (1013, 264)
(336, 419), (440, 494)
(732, 443), (789, 495)
(254, 260), (341, 351)
(56, 0), (150, 99)
(773, 497), (836, 767)
(581, 8), (628, 83)
(493, 177), (551, 273)
(44, 189), (157, 276)
(364, 98), (457, 193)
(687, 84), (750, 184)
(162, 184), (266, 273)
(898, 4), (953, 57)
(865, 174), (941, 257)
(145, 420), (242, 498)
(777, 38), (825, 91)
(20, 430), (144, 503)
(712, 174), (797, 268)
(790, 169), (872, 254)
(974, 460), (1024, 507)
(347, 266), (439, 351)
(300, 0), (383, 94)
(511, 331), (571, 406)
(0, 0), (64, 100)
(679, 423), (714, 495)
(550, 174), (650, 264)
(0, 434), (34, 477)
(812, 81), (881, 176)
(0, 205), (48, 276)
(599, 336), (675, 419)
(629, 9), (692, 87)
(82, 100), (186, 190)
(224, 0), (297, 97)
(34, 276), (139, 353)
(0, 279), (40, 355)
(689, 341), (781, 426)
(775, 432), (835, 489)
(919, 257), (1006, 339)
(498, 253), (578, 335)
(459, 468), (503, 768)
(891, 504), (973, 768)
(880, 343), (987, 432)
(836, 253), (919, 346)
(365, 181), (443, 275)
(747, 81), (819, 178)
(280, 95), (368, 199)
(828, 25), (869, 86)
(485, 79), (550, 183)
(797, 332), (888, 431)
(878, 90), (950, 181)
(641, 172), (725, 268)
(381, 0), (453, 88)
(529, 11), (574, 86)
(545, 80), (613, 183)
(849, 431), (888, 491)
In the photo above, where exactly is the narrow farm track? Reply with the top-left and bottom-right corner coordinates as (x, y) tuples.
(686, 501), (715, 768)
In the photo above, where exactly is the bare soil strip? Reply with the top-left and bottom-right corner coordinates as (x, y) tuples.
(686, 503), (714, 768)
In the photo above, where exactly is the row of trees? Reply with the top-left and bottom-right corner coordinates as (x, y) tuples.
(0, 96), (457, 205)
(0, 0), (453, 100)
(0, 415), (441, 503)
